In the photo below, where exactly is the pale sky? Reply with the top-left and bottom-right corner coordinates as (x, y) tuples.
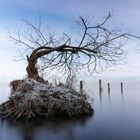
(1, 0), (140, 82)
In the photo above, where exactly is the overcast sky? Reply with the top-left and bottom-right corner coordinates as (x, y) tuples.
(0, 0), (140, 81)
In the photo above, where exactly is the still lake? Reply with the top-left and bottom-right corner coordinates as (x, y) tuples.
(0, 77), (140, 140)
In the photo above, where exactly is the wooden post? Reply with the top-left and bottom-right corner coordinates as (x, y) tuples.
(99, 80), (102, 93)
(99, 80), (102, 102)
(80, 81), (83, 94)
(108, 83), (110, 94)
(121, 82), (123, 94)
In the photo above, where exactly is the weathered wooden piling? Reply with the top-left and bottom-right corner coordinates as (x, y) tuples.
(121, 82), (123, 94)
(80, 80), (83, 94)
(108, 83), (110, 94)
(99, 80), (102, 93)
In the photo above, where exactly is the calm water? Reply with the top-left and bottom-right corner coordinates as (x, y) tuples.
(1, 77), (140, 140)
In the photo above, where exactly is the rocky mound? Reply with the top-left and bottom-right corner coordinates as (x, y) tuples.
(0, 78), (93, 121)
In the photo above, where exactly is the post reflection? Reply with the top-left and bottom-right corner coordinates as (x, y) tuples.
(108, 91), (110, 103)
(99, 89), (102, 104)
(121, 90), (124, 104)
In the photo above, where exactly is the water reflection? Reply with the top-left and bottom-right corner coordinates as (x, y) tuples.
(0, 118), (4, 128)
(99, 91), (102, 103)
(0, 117), (92, 140)
(108, 91), (110, 103)
(121, 91), (124, 104)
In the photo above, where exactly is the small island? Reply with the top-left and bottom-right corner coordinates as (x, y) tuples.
(0, 78), (93, 120)
(0, 13), (139, 121)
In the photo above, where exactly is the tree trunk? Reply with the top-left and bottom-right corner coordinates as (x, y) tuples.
(26, 52), (44, 83)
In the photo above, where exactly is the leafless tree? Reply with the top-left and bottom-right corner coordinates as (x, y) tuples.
(9, 13), (140, 83)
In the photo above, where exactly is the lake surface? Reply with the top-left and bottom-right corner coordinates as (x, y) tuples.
(1, 77), (140, 140)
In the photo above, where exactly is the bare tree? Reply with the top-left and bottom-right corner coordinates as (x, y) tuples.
(9, 13), (140, 82)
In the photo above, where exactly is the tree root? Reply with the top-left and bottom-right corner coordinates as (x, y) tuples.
(0, 93), (93, 121)
(0, 78), (94, 121)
